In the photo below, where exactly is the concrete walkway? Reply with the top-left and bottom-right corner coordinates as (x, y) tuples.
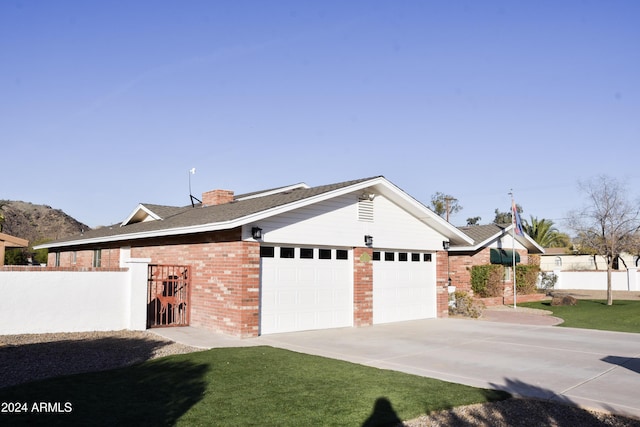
(151, 315), (640, 420)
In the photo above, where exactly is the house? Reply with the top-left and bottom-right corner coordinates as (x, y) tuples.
(0, 232), (28, 266)
(38, 176), (474, 337)
(539, 248), (639, 272)
(447, 224), (545, 297)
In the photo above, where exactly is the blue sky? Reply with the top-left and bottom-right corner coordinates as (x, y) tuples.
(2, 1), (639, 231)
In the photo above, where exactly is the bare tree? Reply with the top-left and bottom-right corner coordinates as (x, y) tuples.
(566, 175), (640, 305)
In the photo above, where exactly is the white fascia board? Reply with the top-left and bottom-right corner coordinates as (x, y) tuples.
(521, 232), (545, 254)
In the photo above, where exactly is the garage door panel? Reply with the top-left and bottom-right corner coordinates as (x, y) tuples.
(260, 247), (353, 335)
(373, 252), (436, 324)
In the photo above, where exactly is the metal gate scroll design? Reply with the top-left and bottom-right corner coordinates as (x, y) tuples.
(147, 264), (191, 328)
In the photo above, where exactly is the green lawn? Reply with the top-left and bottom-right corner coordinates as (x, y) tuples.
(0, 346), (509, 426)
(520, 299), (640, 333)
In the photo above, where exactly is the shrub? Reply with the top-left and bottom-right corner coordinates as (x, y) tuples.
(515, 264), (540, 295)
(539, 272), (558, 293)
(449, 291), (484, 318)
(470, 265), (503, 297)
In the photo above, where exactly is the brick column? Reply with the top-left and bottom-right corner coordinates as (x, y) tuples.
(353, 247), (373, 326)
(436, 250), (449, 318)
(239, 241), (261, 337)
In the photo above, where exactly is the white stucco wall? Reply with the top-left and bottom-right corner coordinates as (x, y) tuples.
(552, 268), (639, 291)
(0, 259), (149, 335)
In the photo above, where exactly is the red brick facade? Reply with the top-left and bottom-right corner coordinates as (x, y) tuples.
(353, 247), (373, 326)
(436, 250), (450, 318)
(202, 189), (234, 206)
(129, 229), (260, 337)
(448, 247), (528, 296)
(48, 235), (453, 337)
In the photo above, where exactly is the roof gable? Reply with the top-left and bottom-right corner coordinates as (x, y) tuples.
(121, 203), (188, 226)
(454, 224), (545, 254)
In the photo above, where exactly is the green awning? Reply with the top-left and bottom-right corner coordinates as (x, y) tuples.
(490, 248), (520, 266)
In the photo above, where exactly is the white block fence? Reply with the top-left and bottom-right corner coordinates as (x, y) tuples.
(0, 258), (150, 335)
(549, 268), (639, 291)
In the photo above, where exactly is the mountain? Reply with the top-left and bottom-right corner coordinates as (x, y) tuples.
(0, 200), (90, 246)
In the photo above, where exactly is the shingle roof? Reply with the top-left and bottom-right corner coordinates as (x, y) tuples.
(47, 176), (382, 245)
(456, 224), (509, 246)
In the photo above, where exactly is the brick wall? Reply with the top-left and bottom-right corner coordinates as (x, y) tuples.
(202, 189), (234, 206)
(436, 250), (449, 318)
(449, 247), (529, 296)
(130, 228), (260, 337)
(48, 248), (121, 268)
(353, 247), (373, 326)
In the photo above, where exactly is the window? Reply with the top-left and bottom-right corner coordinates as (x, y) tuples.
(260, 246), (275, 258)
(300, 248), (314, 259)
(336, 250), (348, 260)
(93, 249), (102, 267)
(411, 253), (420, 262)
(280, 247), (295, 258)
(372, 251), (381, 261)
(71, 251), (77, 265)
(399, 252), (408, 262)
(55, 252), (60, 267)
(319, 249), (332, 259)
(384, 252), (395, 261)
(555, 256), (562, 267)
(423, 254), (432, 262)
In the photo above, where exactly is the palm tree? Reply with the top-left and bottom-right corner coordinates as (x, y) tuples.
(523, 216), (567, 248)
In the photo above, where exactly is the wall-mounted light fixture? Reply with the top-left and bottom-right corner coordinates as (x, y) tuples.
(364, 235), (373, 247)
(442, 240), (451, 287)
(251, 227), (263, 240)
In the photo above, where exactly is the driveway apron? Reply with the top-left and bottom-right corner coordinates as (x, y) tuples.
(255, 318), (640, 419)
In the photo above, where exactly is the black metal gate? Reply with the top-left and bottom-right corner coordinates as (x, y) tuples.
(147, 264), (191, 328)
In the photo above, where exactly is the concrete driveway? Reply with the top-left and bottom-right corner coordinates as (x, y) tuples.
(154, 318), (640, 419)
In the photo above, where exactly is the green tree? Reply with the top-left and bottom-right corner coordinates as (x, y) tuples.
(567, 175), (640, 305)
(430, 192), (462, 221)
(493, 205), (522, 224)
(466, 216), (481, 226)
(522, 216), (568, 248)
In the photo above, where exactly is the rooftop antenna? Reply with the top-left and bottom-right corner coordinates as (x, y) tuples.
(189, 168), (201, 207)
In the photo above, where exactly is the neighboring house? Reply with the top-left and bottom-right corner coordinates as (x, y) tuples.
(447, 224), (545, 296)
(37, 176), (474, 337)
(540, 248), (639, 272)
(0, 232), (28, 266)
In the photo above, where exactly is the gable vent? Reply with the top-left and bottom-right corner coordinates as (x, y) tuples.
(358, 198), (374, 222)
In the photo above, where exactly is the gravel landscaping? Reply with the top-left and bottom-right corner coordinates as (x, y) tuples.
(0, 330), (201, 389)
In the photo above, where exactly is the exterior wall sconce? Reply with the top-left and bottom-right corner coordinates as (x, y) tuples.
(442, 240), (452, 288)
(251, 227), (263, 240)
(364, 235), (373, 247)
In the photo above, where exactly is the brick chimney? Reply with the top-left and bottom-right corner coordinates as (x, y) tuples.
(202, 189), (234, 206)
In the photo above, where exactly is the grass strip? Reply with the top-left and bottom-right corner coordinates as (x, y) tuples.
(520, 299), (640, 333)
(0, 346), (509, 426)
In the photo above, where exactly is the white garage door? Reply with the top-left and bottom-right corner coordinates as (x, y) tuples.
(260, 246), (353, 335)
(373, 251), (436, 324)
